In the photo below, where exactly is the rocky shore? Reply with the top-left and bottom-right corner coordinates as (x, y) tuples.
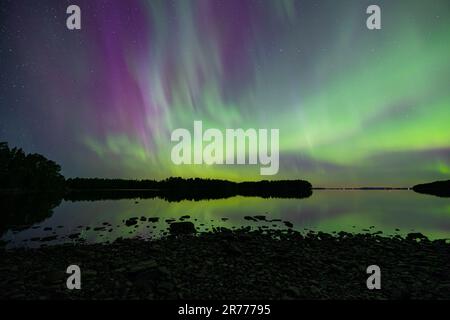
(1, 227), (449, 300)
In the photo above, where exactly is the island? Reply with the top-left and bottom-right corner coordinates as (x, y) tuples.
(412, 180), (450, 197)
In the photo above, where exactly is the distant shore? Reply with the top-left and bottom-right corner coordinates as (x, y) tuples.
(1, 228), (449, 300)
(412, 180), (450, 197)
(1, 178), (313, 206)
(313, 187), (410, 190)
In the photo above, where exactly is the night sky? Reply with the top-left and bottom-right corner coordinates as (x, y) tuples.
(1, 0), (449, 186)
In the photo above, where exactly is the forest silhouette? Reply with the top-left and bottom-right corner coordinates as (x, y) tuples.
(0, 142), (65, 191)
(0, 142), (313, 231)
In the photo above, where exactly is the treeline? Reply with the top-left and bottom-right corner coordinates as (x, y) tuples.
(0, 142), (65, 191)
(412, 180), (450, 197)
(66, 177), (158, 190)
(0, 142), (312, 200)
(66, 177), (313, 201)
(67, 177), (312, 191)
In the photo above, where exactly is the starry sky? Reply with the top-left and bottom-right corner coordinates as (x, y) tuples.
(0, 0), (449, 187)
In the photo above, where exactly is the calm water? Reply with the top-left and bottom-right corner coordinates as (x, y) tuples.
(2, 190), (450, 248)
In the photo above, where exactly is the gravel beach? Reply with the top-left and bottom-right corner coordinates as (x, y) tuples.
(1, 227), (449, 300)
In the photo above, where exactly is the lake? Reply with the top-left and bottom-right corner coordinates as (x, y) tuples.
(2, 190), (449, 248)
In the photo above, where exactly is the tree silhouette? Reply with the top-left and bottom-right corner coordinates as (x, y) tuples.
(1, 141), (312, 200)
(412, 180), (450, 197)
(66, 177), (313, 201)
(0, 142), (65, 191)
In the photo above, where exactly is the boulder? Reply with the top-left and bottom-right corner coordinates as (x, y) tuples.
(169, 222), (196, 235)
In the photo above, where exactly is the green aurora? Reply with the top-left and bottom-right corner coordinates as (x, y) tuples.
(1, 0), (449, 186)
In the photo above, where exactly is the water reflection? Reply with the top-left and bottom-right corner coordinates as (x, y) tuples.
(0, 193), (62, 234)
(2, 190), (449, 248)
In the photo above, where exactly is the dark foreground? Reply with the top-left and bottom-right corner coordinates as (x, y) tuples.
(1, 228), (449, 300)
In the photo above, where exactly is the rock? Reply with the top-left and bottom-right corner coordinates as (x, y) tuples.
(127, 260), (158, 274)
(224, 242), (242, 255)
(45, 271), (63, 284)
(125, 219), (138, 226)
(157, 281), (175, 292)
(283, 221), (293, 228)
(157, 266), (170, 276)
(84, 269), (98, 277)
(169, 222), (196, 235)
(285, 286), (301, 297)
(406, 232), (428, 241)
(40, 236), (57, 242)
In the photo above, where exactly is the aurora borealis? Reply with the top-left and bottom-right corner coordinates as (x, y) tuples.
(1, 0), (449, 186)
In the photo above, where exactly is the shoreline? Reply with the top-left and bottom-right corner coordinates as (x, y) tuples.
(1, 228), (449, 300)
